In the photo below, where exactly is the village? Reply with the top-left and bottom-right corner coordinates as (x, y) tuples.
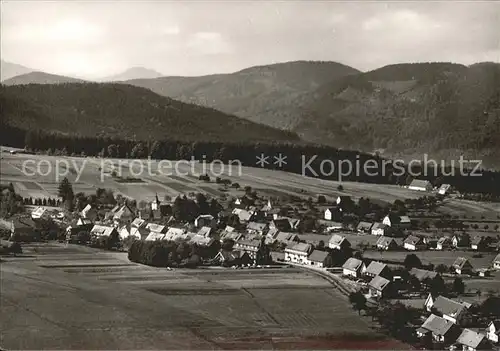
(1, 172), (500, 350)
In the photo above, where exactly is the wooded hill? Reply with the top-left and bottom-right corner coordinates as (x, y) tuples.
(0, 83), (299, 143)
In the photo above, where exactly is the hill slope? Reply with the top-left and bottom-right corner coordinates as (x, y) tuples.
(1, 60), (35, 81)
(100, 67), (164, 82)
(2, 71), (85, 85)
(0, 83), (299, 143)
(126, 60), (360, 130)
(296, 62), (500, 167)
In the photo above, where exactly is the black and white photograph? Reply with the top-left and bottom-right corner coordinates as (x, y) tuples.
(1, 1), (499, 350)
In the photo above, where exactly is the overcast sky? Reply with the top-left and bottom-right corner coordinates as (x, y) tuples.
(1, 1), (499, 78)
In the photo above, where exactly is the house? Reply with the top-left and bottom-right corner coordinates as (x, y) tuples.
(275, 232), (299, 246)
(220, 228), (243, 243)
(457, 329), (490, 351)
(165, 227), (186, 239)
(31, 207), (48, 220)
(438, 184), (451, 195)
(471, 236), (488, 251)
(318, 220), (343, 232)
(194, 214), (216, 228)
(151, 193), (161, 211)
(234, 196), (253, 208)
(308, 250), (329, 268)
(270, 218), (292, 232)
(411, 268), (439, 283)
(431, 295), (469, 325)
(425, 293), (438, 312)
(286, 218), (301, 231)
(145, 223), (167, 234)
(112, 204), (135, 225)
(493, 254), (500, 269)
(234, 239), (261, 258)
(357, 221), (373, 234)
(478, 268), (492, 277)
(196, 226), (213, 238)
(76, 217), (93, 226)
(486, 320), (500, 344)
(452, 257), (473, 275)
(382, 213), (411, 229)
(363, 261), (392, 280)
(212, 250), (252, 267)
(404, 235), (427, 251)
(190, 235), (216, 248)
(232, 208), (254, 222)
(80, 204), (98, 221)
(417, 314), (459, 344)
(324, 207), (342, 221)
(368, 276), (391, 298)
(284, 243), (313, 264)
(436, 237), (452, 250)
(408, 179), (433, 192)
(246, 222), (268, 236)
(371, 222), (389, 236)
(452, 234), (470, 248)
(1, 217), (40, 241)
(90, 225), (118, 239)
(260, 199), (273, 213)
(342, 257), (365, 278)
(376, 236), (399, 251)
(328, 234), (351, 250)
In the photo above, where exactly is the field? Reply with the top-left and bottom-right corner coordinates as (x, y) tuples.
(2, 151), (499, 218)
(0, 243), (408, 350)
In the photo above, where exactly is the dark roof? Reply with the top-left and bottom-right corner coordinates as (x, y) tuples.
(404, 235), (424, 245)
(308, 250), (329, 263)
(432, 296), (467, 318)
(457, 329), (486, 348)
(342, 257), (364, 271)
(421, 314), (455, 336)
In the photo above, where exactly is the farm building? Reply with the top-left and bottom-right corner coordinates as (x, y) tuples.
(436, 237), (452, 250)
(411, 268), (440, 282)
(356, 221), (373, 234)
(493, 254), (500, 269)
(342, 257), (365, 278)
(368, 276), (391, 299)
(408, 179), (433, 192)
(417, 314), (459, 344)
(456, 329), (490, 351)
(363, 261), (392, 280)
(404, 235), (427, 251)
(371, 222), (389, 236)
(324, 207), (342, 221)
(194, 214), (216, 228)
(308, 250), (329, 268)
(80, 204), (98, 221)
(438, 184), (451, 195)
(376, 236), (399, 251)
(486, 320), (500, 344)
(328, 234), (351, 250)
(284, 243), (313, 264)
(470, 236), (489, 251)
(430, 295), (470, 325)
(452, 234), (470, 248)
(452, 257), (473, 275)
(382, 213), (411, 229)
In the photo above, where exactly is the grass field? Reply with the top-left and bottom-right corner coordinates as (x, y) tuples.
(2, 151), (499, 218)
(0, 243), (409, 349)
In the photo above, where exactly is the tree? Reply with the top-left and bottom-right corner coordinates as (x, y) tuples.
(196, 193), (209, 214)
(435, 264), (449, 274)
(349, 291), (367, 315)
(317, 195), (326, 204)
(57, 177), (74, 202)
(452, 277), (465, 295)
(317, 240), (325, 250)
(337, 184), (344, 191)
(404, 253), (422, 270)
(221, 239), (235, 251)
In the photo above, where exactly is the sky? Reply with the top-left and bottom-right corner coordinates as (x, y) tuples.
(1, 1), (499, 78)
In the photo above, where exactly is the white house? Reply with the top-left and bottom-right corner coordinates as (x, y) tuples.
(328, 234), (351, 250)
(382, 214), (411, 228)
(457, 328), (489, 351)
(307, 250), (329, 268)
(151, 194), (161, 211)
(342, 257), (365, 278)
(436, 237), (452, 250)
(376, 236), (399, 251)
(284, 243), (313, 264)
(90, 225), (118, 238)
(371, 222), (388, 236)
(368, 276), (391, 299)
(417, 314), (458, 343)
(431, 295), (469, 325)
(403, 235), (426, 251)
(438, 184), (451, 195)
(408, 179), (433, 192)
(452, 257), (473, 275)
(486, 320), (499, 343)
(324, 207), (342, 221)
(493, 254), (500, 269)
